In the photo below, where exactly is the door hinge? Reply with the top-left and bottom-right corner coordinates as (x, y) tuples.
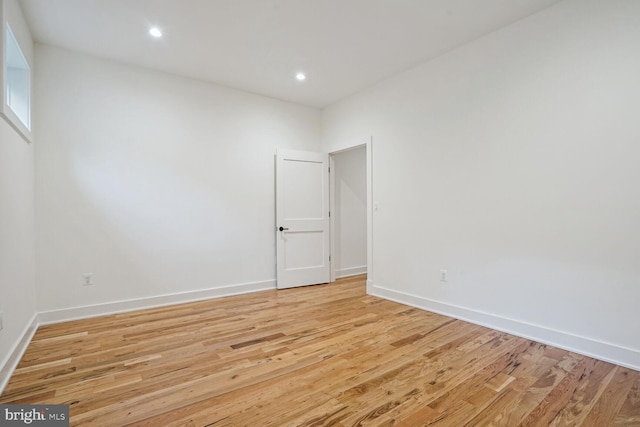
(329, 211), (331, 217)
(329, 255), (331, 261)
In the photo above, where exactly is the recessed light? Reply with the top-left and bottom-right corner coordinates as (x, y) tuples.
(295, 72), (306, 81)
(149, 27), (163, 38)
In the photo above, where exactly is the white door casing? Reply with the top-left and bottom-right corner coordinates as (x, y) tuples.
(276, 149), (330, 289)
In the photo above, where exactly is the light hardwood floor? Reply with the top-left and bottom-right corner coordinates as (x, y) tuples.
(1, 275), (638, 426)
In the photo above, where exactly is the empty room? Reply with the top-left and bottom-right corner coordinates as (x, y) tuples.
(1, 0), (639, 425)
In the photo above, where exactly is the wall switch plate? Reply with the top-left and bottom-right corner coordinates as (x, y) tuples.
(440, 269), (448, 282)
(82, 273), (93, 286)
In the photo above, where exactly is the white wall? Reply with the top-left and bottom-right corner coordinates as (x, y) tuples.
(35, 45), (321, 315)
(0, 0), (37, 390)
(0, 118), (37, 386)
(332, 146), (366, 278)
(322, 0), (640, 368)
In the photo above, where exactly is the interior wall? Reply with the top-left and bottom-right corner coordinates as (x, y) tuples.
(0, 0), (37, 386)
(332, 147), (367, 278)
(322, 0), (640, 368)
(0, 119), (37, 381)
(35, 45), (321, 314)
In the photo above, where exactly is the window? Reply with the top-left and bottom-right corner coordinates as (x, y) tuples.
(5, 24), (30, 129)
(1, 20), (32, 142)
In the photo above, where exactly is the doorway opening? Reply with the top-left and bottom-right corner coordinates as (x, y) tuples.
(329, 139), (373, 289)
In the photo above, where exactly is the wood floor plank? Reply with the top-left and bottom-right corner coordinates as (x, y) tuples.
(482, 348), (570, 425)
(547, 359), (617, 426)
(1, 275), (638, 426)
(518, 356), (597, 427)
(580, 366), (637, 427)
(613, 376), (640, 426)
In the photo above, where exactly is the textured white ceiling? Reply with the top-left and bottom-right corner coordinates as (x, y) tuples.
(20, 0), (563, 107)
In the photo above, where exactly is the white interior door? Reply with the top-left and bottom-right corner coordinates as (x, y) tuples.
(276, 149), (330, 289)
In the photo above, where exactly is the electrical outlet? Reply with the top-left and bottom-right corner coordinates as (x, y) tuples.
(82, 273), (93, 286)
(440, 269), (448, 282)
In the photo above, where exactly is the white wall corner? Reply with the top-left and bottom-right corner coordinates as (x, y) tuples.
(0, 312), (38, 395)
(366, 279), (375, 295)
(370, 282), (640, 372)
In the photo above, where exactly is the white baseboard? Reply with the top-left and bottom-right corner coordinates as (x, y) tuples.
(0, 313), (39, 395)
(39, 279), (276, 325)
(371, 283), (640, 372)
(336, 265), (367, 279)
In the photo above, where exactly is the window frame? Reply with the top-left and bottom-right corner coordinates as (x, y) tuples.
(0, 2), (33, 143)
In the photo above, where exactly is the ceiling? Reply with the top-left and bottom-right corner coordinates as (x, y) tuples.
(20, 0), (563, 108)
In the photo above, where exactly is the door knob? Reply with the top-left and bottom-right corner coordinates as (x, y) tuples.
(279, 226), (289, 231)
